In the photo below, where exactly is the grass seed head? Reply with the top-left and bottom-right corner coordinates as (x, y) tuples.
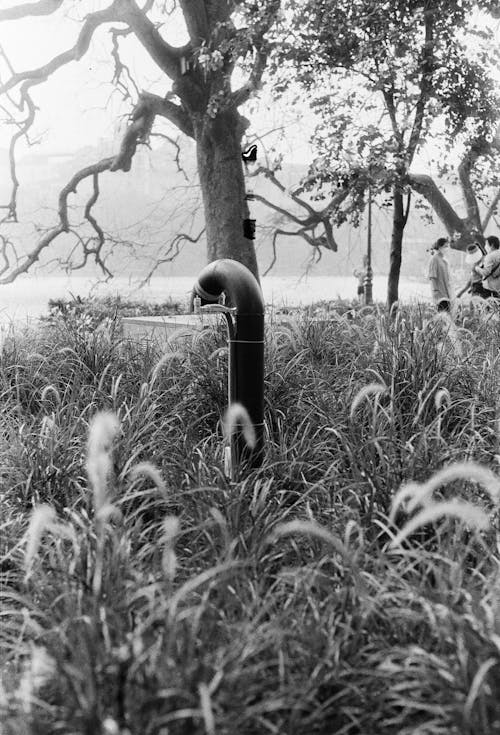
(86, 411), (120, 511)
(350, 382), (387, 418)
(150, 350), (185, 386)
(434, 388), (451, 411)
(40, 384), (61, 405)
(24, 504), (56, 581)
(390, 500), (490, 548)
(223, 403), (256, 449)
(87, 411), (120, 457)
(19, 644), (56, 713)
(129, 461), (167, 498)
(162, 515), (180, 581)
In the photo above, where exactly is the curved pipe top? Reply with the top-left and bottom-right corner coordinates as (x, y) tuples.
(193, 259), (264, 315)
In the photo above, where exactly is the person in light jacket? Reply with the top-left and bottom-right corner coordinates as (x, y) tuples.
(474, 236), (500, 296)
(428, 238), (453, 312)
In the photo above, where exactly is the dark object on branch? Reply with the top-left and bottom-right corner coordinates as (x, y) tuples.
(243, 218), (256, 240)
(242, 144), (258, 163)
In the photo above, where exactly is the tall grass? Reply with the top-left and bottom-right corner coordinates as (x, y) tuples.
(0, 297), (499, 734)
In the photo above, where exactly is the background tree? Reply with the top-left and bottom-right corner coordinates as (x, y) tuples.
(0, 0), (281, 283)
(274, 0), (500, 306)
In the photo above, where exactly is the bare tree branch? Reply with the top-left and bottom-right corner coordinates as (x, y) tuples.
(0, 154), (118, 284)
(0, 2), (129, 96)
(0, 0), (63, 21)
(0, 81), (37, 224)
(250, 164), (318, 217)
(0, 76), (198, 283)
(150, 131), (188, 179)
(140, 226), (205, 283)
(110, 26), (140, 102)
(252, 193), (310, 227)
(83, 173), (108, 266)
(248, 163), (348, 260)
(0, 234), (16, 277)
(262, 227), (320, 276)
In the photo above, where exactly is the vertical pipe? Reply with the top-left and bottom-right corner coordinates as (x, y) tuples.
(193, 259), (265, 471)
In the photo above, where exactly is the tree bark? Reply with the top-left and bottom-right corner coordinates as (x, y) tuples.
(387, 188), (405, 309)
(194, 110), (259, 280)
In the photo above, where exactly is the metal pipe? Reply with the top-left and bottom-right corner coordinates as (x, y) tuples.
(193, 259), (265, 471)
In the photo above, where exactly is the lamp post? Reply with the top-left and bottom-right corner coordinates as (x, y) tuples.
(364, 177), (373, 305)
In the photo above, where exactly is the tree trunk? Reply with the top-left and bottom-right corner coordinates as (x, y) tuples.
(195, 110), (259, 280)
(387, 188), (405, 309)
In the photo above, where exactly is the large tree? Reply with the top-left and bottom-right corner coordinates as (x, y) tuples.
(0, 0), (281, 283)
(409, 125), (500, 247)
(275, 0), (499, 306)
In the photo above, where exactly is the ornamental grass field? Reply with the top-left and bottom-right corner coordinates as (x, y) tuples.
(0, 296), (499, 735)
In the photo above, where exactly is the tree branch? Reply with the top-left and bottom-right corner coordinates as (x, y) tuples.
(110, 26), (140, 102)
(111, 92), (193, 173)
(405, 5), (434, 166)
(83, 173), (109, 272)
(252, 193), (310, 227)
(0, 1), (127, 96)
(149, 94), (194, 138)
(382, 88), (404, 149)
(0, 0), (63, 21)
(263, 227), (320, 276)
(402, 190), (411, 228)
(250, 164), (317, 217)
(123, 0), (191, 79)
(457, 140), (485, 227)
(150, 131), (188, 179)
(140, 226), (205, 284)
(482, 188), (500, 231)
(408, 172), (465, 241)
(178, 0), (209, 45)
(232, 46), (268, 107)
(0, 156), (117, 283)
(232, 0), (281, 107)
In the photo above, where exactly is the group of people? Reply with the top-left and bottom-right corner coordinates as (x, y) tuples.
(428, 235), (500, 312)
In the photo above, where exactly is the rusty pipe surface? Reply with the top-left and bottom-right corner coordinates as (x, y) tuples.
(193, 259), (265, 469)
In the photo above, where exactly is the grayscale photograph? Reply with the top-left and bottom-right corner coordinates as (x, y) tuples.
(0, 1), (499, 733)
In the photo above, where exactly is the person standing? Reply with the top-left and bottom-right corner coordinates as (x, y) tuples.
(428, 237), (453, 312)
(354, 255), (368, 303)
(474, 235), (500, 297)
(461, 243), (493, 298)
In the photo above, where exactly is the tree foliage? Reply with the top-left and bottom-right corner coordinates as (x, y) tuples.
(271, 0), (500, 303)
